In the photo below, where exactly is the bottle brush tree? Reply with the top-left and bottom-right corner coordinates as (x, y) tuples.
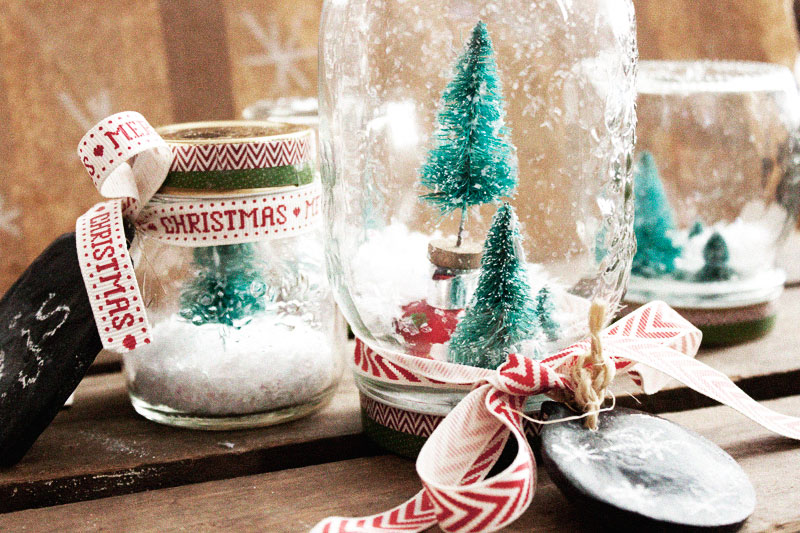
(695, 232), (735, 282)
(180, 244), (268, 328)
(419, 21), (518, 246)
(448, 203), (539, 369)
(632, 151), (682, 278)
(535, 286), (560, 341)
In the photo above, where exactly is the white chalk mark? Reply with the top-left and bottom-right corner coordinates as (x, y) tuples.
(16, 293), (71, 388)
(240, 11), (316, 91)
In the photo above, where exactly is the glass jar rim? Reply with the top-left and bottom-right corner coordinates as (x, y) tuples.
(157, 120), (311, 145)
(637, 60), (797, 95)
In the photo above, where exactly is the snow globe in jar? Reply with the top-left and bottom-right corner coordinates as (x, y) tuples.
(124, 121), (343, 429)
(319, 1), (638, 455)
(626, 61), (800, 346)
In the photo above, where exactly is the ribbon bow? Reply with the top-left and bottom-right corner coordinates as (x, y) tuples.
(313, 301), (800, 533)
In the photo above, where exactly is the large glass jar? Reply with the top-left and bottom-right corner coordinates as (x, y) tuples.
(627, 61), (800, 345)
(319, 1), (638, 452)
(124, 122), (344, 429)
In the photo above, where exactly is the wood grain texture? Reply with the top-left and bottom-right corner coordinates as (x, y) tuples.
(635, 0), (800, 69)
(3, 396), (798, 532)
(5, 287), (799, 515)
(159, 0), (236, 121)
(0, 371), (372, 513)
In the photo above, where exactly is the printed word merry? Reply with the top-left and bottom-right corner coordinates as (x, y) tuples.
(104, 119), (156, 149)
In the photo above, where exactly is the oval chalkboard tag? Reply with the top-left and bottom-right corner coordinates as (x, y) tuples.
(540, 402), (755, 532)
(0, 222), (133, 467)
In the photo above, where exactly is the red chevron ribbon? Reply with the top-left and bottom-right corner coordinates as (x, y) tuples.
(313, 301), (800, 533)
(168, 131), (313, 172)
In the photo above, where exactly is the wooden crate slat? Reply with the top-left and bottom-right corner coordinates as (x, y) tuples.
(3, 396), (799, 532)
(3, 289), (799, 513)
(0, 372), (370, 513)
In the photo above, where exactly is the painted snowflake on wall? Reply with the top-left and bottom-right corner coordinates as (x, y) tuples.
(0, 194), (20, 237)
(58, 89), (112, 131)
(239, 11), (317, 92)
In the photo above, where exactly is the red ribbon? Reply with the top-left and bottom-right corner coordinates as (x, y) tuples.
(313, 301), (800, 533)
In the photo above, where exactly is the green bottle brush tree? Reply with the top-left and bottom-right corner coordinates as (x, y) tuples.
(419, 20), (518, 247)
(179, 244), (268, 328)
(448, 203), (540, 369)
(631, 151), (682, 278)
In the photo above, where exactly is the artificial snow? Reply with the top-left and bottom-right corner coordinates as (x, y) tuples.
(124, 314), (335, 416)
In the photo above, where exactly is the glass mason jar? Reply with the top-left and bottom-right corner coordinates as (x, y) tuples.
(319, 1), (638, 453)
(124, 122), (344, 429)
(627, 61), (800, 345)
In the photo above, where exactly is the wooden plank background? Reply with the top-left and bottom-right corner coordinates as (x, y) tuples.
(0, 0), (798, 294)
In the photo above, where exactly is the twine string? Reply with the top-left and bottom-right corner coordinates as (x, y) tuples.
(569, 301), (615, 430)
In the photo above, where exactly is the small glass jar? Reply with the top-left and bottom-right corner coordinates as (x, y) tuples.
(124, 122), (343, 429)
(627, 61), (800, 345)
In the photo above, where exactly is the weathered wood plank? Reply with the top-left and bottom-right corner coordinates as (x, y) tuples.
(3, 396), (799, 532)
(0, 371), (373, 513)
(7, 288), (800, 513)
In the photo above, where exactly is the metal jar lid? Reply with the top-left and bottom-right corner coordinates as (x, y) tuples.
(156, 121), (315, 194)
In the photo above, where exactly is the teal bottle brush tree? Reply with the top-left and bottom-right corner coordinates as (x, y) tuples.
(419, 20), (518, 246)
(695, 231), (735, 282)
(396, 21), (520, 356)
(632, 151), (682, 278)
(535, 286), (560, 341)
(179, 244), (268, 328)
(448, 203), (540, 370)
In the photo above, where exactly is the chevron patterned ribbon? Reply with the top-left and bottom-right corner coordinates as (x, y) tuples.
(167, 129), (313, 172)
(313, 301), (800, 533)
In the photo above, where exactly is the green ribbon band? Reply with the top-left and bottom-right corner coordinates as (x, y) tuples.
(160, 162), (315, 191)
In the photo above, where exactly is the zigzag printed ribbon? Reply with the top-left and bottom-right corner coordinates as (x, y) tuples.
(313, 301), (800, 533)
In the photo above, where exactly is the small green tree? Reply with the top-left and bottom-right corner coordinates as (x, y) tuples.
(448, 203), (539, 369)
(179, 244), (268, 328)
(688, 220), (705, 238)
(419, 21), (518, 246)
(632, 152), (682, 278)
(535, 286), (560, 341)
(694, 232), (735, 282)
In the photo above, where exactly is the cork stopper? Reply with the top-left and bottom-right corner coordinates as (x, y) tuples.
(428, 238), (483, 270)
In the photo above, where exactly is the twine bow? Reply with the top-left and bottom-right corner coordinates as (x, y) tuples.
(313, 301), (800, 533)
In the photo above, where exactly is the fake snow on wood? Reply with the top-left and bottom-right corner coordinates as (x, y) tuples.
(124, 315), (335, 416)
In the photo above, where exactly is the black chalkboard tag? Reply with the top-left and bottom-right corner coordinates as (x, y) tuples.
(0, 222), (134, 467)
(539, 402), (755, 532)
